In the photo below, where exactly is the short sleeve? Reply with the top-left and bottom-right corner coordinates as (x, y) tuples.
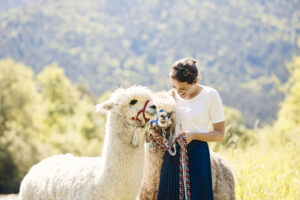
(209, 90), (225, 123)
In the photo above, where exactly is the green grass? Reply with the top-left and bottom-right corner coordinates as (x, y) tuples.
(219, 143), (300, 200)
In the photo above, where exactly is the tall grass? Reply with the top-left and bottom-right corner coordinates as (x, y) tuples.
(217, 127), (300, 200)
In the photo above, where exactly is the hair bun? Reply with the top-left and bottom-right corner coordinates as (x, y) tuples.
(170, 57), (199, 84)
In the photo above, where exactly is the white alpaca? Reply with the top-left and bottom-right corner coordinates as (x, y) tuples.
(19, 86), (157, 200)
(138, 91), (236, 200)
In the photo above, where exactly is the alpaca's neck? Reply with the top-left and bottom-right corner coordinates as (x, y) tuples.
(101, 113), (146, 161)
(98, 113), (146, 196)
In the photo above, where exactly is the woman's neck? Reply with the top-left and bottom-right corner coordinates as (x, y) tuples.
(185, 84), (202, 99)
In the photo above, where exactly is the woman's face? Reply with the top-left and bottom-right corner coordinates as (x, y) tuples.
(171, 78), (197, 99)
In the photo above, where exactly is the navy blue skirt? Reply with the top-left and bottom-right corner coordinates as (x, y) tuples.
(157, 140), (213, 200)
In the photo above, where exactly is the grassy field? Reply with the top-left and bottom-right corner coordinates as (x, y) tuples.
(219, 143), (300, 200)
(2, 147), (299, 200)
(2, 128), (300, 200)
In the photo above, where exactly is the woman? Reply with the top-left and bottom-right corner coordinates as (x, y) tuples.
(157, 58), (225, 200)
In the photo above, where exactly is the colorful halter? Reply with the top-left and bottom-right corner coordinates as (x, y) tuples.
(131, 100), (150, 123)
(151, 109), (171, 126)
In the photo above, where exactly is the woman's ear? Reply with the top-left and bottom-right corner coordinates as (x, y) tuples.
(95, 100), (114, 113)
(193, 77), (199, 85)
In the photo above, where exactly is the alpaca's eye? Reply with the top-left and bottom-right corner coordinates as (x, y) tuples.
(167, 112), (172, 116)
(130, 99), (138, 105)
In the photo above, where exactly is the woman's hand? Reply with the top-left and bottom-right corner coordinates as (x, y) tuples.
(178, 122), (225, 143)
(177, 131), (194, 144)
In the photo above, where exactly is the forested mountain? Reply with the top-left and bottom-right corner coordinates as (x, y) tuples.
(0, 0), (299, 127)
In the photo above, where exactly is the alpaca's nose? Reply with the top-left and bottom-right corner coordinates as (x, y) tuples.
(146, 103), (157, 116)
(150, 105), (156, 110)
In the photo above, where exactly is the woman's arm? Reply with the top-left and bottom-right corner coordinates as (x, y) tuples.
(178, 121), (225, 144)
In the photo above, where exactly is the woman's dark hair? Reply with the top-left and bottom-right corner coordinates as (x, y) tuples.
(170, 58), (199, 84)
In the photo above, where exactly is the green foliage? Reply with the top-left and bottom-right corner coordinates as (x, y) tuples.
(0, 148), (19, 193)
(1, 56), (300, 197)
(0, 0), (299, 127)
(276, 56), (300, 130)
(37, 64), (80, 134)
(0, 59), (45, 193)
(0, 59), (105, 193)
(216, 57), (300, 200)
(35, 64), (105, 155)
(210, 106), (254, 151)
(0, 59), (42, 136)
(255, 56), (300, 149)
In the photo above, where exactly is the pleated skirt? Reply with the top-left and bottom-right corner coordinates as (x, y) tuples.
(157, 140), (214, 200)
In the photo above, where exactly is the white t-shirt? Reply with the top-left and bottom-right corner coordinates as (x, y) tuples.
(174, 85), (225, 136)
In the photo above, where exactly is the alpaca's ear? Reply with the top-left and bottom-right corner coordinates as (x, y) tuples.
(95, 100), (114, 112)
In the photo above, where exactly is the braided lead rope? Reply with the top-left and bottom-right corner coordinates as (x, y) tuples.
(177, 136), (191, 200)
(149, 133), (177, 156)
(162, 130), (175, 152)
(149, 133), (191, 200)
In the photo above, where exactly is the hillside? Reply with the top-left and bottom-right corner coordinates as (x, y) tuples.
(0, 0), (299, 127)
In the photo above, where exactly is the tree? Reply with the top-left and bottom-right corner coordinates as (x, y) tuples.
(277, 56), (300, 130)
(0, 60), (106, 193)
(253, 56), (300, 149)
(0, 59), (44, 193)
(210, 106), (253, 151)
(37, 64), (105, 155)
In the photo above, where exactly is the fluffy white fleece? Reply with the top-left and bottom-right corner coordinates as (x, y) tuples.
(19, 86), (156, 200)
